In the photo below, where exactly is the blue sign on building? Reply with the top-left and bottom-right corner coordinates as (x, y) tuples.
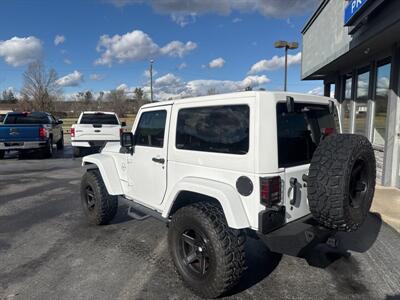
(344, 0), (370, 26)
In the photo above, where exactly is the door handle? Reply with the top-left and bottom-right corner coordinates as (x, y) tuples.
(152, 157), (165, 164)
(289, 177), (298, 205)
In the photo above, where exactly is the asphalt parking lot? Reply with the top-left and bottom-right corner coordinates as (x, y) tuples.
(1, 140), (400, 300)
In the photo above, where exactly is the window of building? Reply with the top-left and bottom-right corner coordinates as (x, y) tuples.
(373, 60), (391, 147)
(355, 69), (370, 136)
(135, 110), (167, 148)
(342, 75), (352, 133)
(176, 105), (249, 155)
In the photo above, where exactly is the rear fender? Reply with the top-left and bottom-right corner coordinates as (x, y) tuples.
(163, 177), (250, 229)
(82, 154), (123, 195)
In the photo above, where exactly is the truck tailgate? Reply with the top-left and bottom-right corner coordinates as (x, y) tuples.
(73, 124), (120, 141)
(0, 125), (41, 142)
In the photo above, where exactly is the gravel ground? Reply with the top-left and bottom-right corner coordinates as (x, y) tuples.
(0, 142), (400, 300)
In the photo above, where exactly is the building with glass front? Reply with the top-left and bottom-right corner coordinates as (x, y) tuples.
(301, 0), (400, 188)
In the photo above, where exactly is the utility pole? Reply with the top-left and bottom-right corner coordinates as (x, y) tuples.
(274, 41), (298, 92)
(150, 59), (154, 102)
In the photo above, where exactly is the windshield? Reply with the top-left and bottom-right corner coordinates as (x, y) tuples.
(276, 102), (336, 168)
(80, 113), (119, 125)
(4, 113), (50, 124)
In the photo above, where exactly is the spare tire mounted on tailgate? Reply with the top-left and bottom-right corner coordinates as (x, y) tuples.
(308, 134), (376, 232)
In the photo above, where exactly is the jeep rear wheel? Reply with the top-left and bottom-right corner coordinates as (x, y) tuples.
(308, 134), (376, 232)
(168, 202), (246, 298)
(0, 150), (4, 159)
(81, 169), (118, 225)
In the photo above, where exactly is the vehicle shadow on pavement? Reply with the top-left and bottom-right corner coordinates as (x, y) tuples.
(2, 146), (73, 160)
(225, 237), (282, 296)
(303, 212), (382, 268)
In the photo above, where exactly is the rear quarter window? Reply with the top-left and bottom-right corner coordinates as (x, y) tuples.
(277, 102), (336, 168)
(176, 105), (249, 155)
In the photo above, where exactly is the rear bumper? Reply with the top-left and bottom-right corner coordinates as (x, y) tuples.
(71, 140), (119, 148)
(0, 141), (47, 151)
(258, 210), (335, 257)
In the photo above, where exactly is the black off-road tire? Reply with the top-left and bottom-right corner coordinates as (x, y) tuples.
(73, 147), (81, 158)
(56, 133), (64, 150)
(168, 202), (246, 299)
(80, 169), (118, 225)
(0, 150), (4, 159)
(42, 138), (53, 158)
(308, 134), (376, 232)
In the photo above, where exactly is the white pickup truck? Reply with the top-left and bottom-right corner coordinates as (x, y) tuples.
(71, 111), (125, 157)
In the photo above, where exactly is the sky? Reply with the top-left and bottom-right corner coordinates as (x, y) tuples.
(0, 0), (323, 101)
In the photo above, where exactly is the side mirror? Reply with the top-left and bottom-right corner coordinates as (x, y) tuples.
(120, 132), (135, 149)
(57, 119), (64, 125)
(121, 121), (127, 127)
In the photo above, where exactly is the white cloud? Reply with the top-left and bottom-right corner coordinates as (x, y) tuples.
(143, 68), (158, 78)
(105, 0), (320, 25)
(160, 41), (197, 57)
(232, 17), (242, 23)
(208, 57), (225, 69)
(0, 36), (43, 67)
(147, 73), (270, 100)
(117, 83), (129, 91)
(307, 86), (323, 96)
(64, 58), (72, 65)
(95, 29), (197, 66)
(90, 73), (106, 81)
(54, 35), (66, 46)
(56, 70), (84, 87)
(178, 62), (187, 70)
(248, 52), (302, 74)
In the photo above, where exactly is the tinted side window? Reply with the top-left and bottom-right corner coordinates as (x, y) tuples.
(176, 105), (249, 155)
(135, 110), (167, 148)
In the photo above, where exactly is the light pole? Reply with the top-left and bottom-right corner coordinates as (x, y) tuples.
(274, 41), (298, 92)
(149, 59), (154, 102)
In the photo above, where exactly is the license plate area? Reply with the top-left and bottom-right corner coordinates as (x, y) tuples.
(5, 142), (24, 147)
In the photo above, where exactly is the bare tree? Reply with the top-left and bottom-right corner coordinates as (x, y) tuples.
(106, 89), (128, 117)
(207, 88), (217, 95)
(2, 89), (16, 101)
(21, 61), (61, 112)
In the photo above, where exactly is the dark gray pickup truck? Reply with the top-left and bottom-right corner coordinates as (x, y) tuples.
(0, 112), (64, 159)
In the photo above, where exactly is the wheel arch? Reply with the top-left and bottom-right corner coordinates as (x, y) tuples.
(163, 177), (250, 229)
(82, 154), (123, 196)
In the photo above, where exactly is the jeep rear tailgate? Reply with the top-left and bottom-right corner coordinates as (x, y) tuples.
(276, 102), (337, 223)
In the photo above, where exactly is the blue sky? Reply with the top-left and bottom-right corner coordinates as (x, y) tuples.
(0, 0), (323, 100)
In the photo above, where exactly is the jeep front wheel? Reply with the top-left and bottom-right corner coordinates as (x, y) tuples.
(168, 202), (246, 298)
(80, 169), (118, 225)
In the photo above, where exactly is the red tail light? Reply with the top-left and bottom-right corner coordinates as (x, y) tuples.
(322, 127), (335, 136)
(260, 176), (281, 207)
(70, 127), (75, 137)
(39, 127), (47, 139)
(120, 127), (124, 135)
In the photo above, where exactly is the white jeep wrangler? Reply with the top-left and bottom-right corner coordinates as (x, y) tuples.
(81, 91), (376, 298)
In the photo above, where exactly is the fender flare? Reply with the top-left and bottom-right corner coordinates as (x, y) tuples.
(163, 177), (250, 229)
(82, 154), (123, 195)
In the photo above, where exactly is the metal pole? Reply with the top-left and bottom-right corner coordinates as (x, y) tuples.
(150, 60), (154, 102)
(284, 46), (288, 92)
